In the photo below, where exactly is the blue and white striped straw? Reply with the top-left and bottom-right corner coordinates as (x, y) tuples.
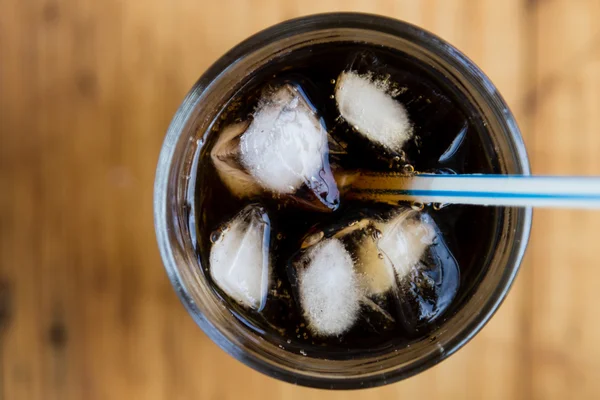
(344, 173), (600, 208)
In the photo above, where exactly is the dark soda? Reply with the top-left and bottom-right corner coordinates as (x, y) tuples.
(192, 42), (503, 359)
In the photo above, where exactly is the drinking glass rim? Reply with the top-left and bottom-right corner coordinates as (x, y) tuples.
(154, 12), (532, 389)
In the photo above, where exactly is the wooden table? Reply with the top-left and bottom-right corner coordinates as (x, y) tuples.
(2, 1), (600, 399)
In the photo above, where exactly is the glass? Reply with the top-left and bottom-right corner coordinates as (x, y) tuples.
(154, 13), (532, 389)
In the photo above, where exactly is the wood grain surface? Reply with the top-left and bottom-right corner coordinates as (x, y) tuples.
(2, 0), (600, 399)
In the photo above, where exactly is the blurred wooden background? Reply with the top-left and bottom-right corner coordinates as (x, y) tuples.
(2, 0), (600, 399)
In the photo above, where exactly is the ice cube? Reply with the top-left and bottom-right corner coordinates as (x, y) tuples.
(317, 217), (397, 297)
(377, 209), (436, 279)
(353, 209), (441, 294)
(335, 71), (413, 152)
(296, 238), (361, 336)
(295, 217), (396, 324)
(241, 85), (334, 192)
(211, 84), (340, 211)
(354, 225), (397, 296)
(394, 216), (460, 335)
(374, 210), (460, 334)
(209, 204), (271, 310)
(210, 121), (262, 198)
(351, 209), (459, 333)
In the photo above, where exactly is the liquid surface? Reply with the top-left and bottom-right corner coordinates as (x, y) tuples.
(193, 42), (503, 359)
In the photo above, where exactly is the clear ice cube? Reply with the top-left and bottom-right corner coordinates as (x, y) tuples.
(381, 210), (460, 335)
(209, 204), (271, 310)
(376, 209), (436, 279)
(353, 222), (397, 296)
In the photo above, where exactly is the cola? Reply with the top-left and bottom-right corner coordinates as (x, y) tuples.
(192, 42), (502, 359)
